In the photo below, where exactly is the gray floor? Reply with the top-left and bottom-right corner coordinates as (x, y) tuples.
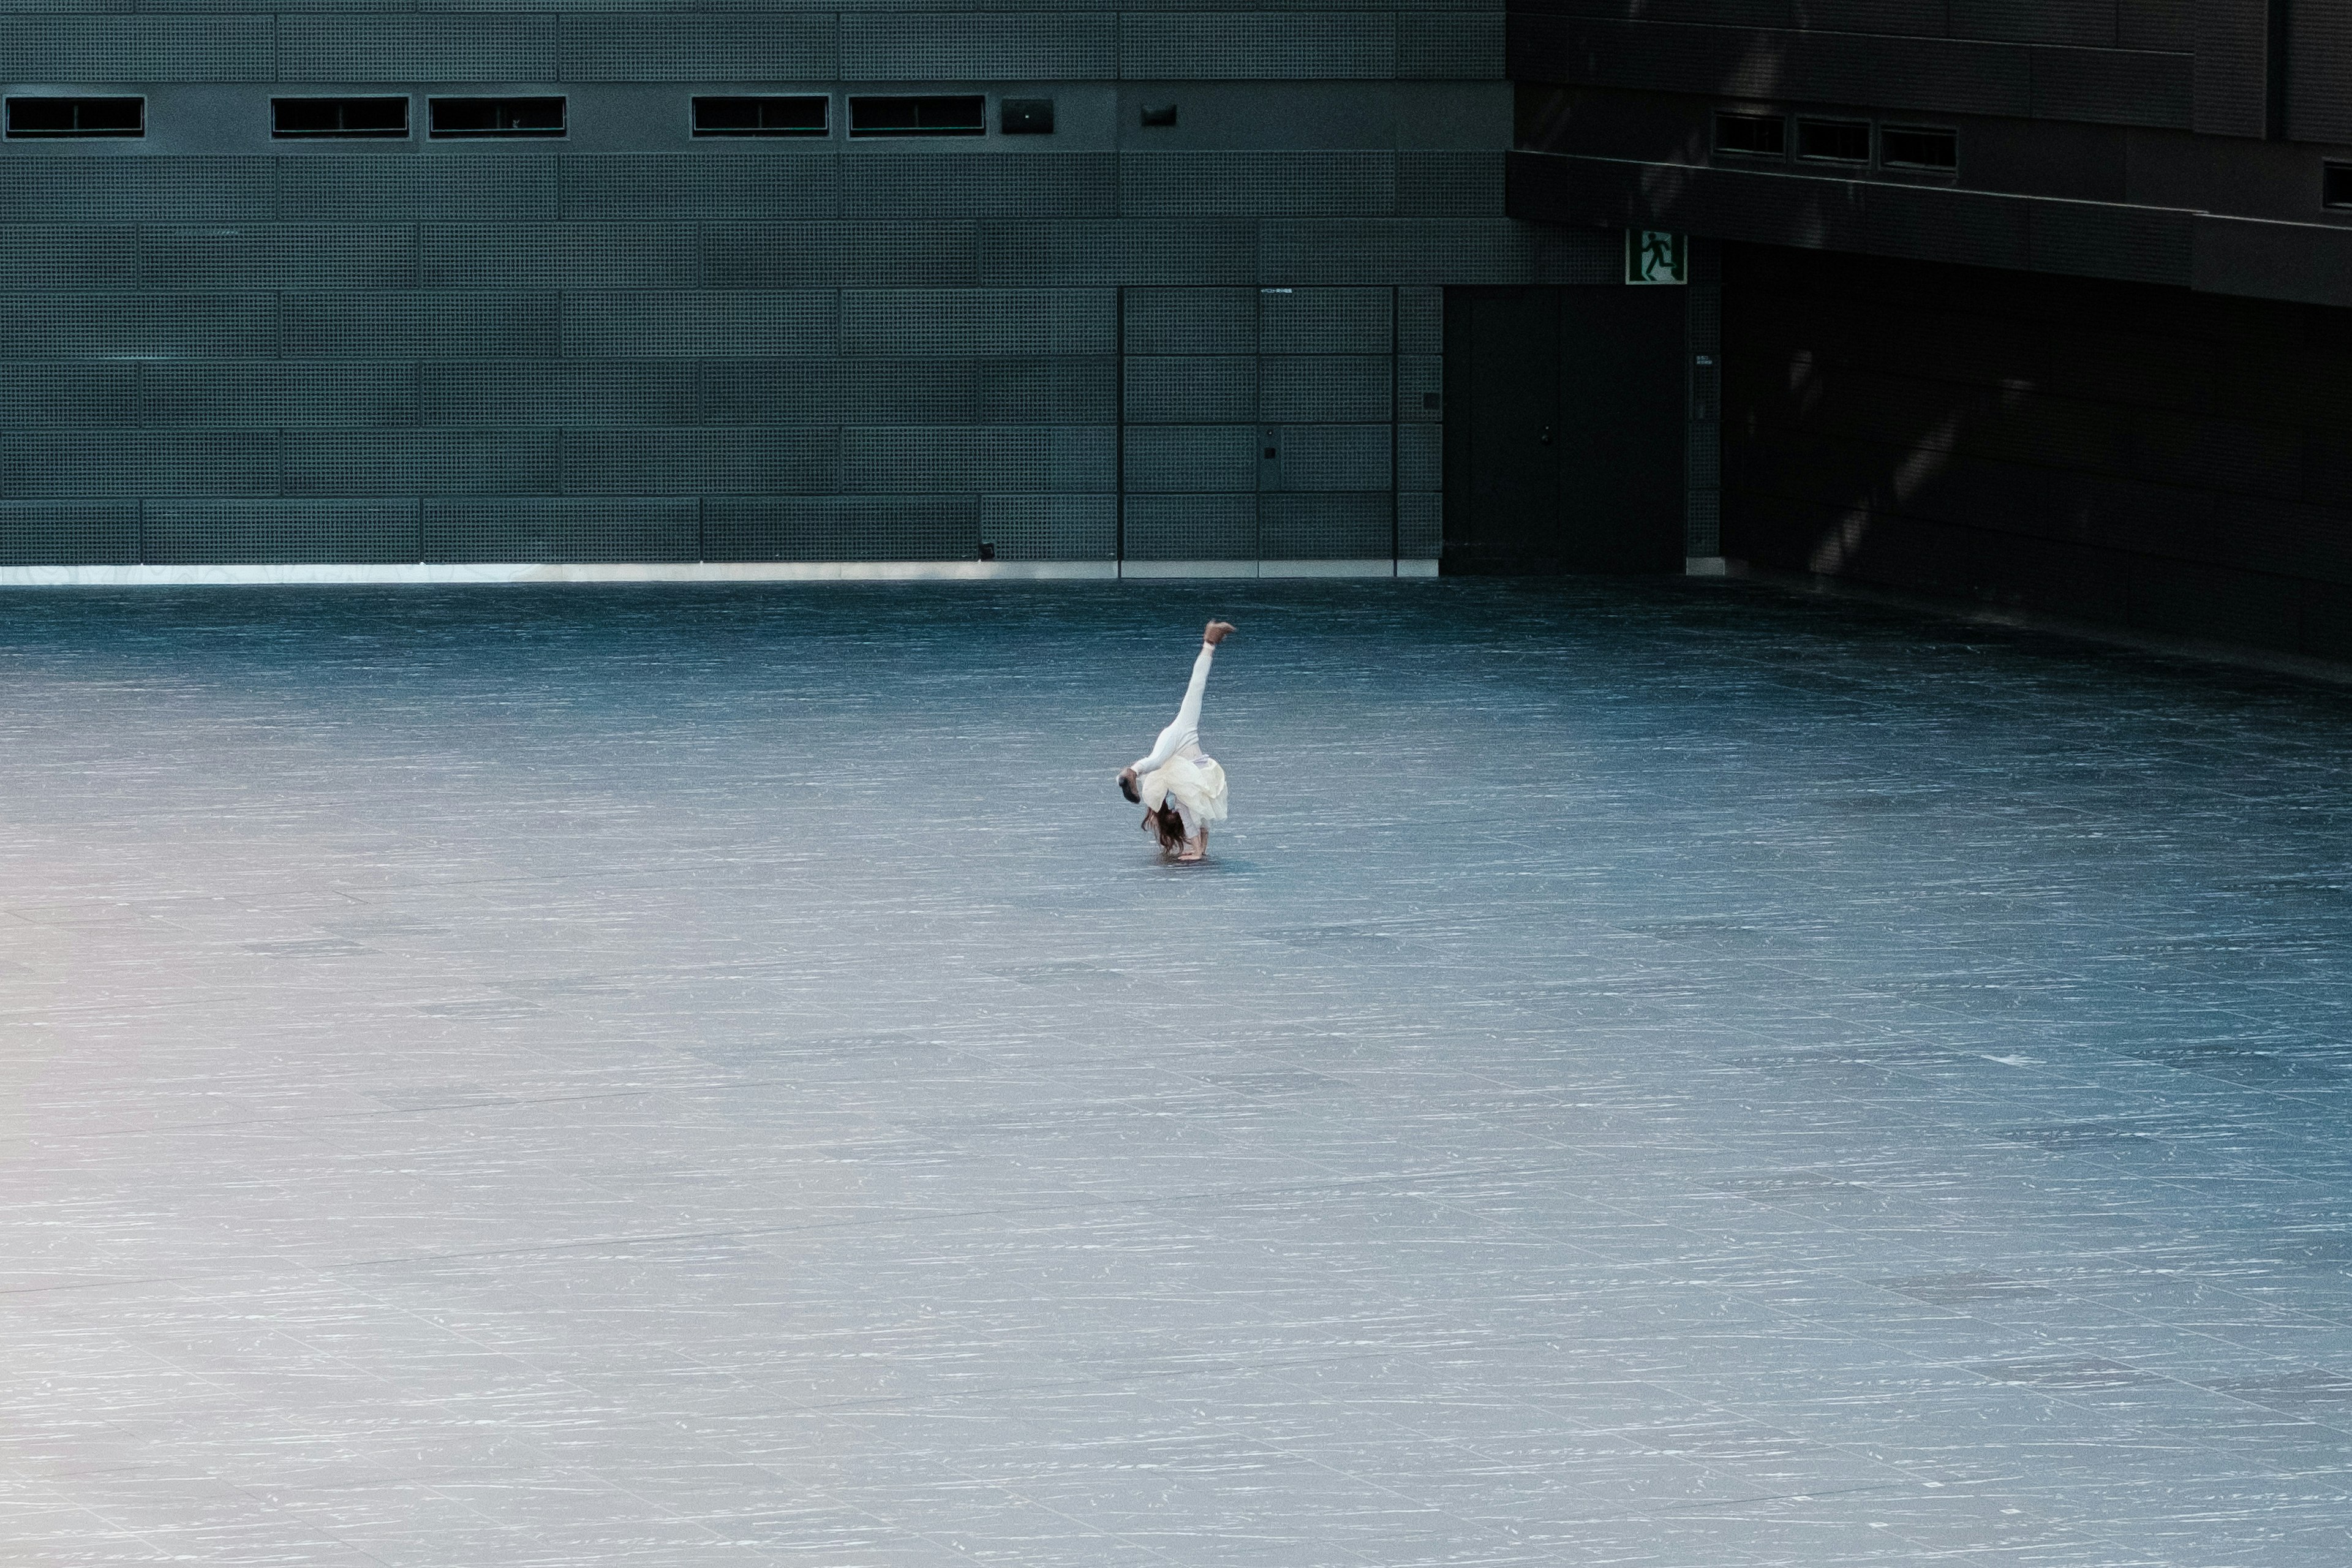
(2, 579), (2348, 1567)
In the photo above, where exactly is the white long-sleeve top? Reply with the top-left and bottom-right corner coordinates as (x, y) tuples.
(1131, 641), (1215, 775)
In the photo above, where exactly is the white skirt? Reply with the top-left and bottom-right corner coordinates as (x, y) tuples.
(1140, 754), (1228, 824)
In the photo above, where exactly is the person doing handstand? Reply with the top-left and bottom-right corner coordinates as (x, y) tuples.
(1118, 620), (1235, 862)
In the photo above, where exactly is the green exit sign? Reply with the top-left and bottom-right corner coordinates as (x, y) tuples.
(1626, 230), (1688, 285)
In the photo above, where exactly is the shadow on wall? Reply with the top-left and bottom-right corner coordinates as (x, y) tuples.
(1717, 244), (2352, 663)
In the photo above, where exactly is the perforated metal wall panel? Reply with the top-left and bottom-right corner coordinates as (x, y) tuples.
(1123, 426), (1259, 493)
(4, 434), (276, 498)
(1123, 357), (1259, 424)
(979, 494), (1117, 560)
(841, 426), (1051, 492)
(1118, 153), (1395, 217)
(1121, 15), (1396, 80)
(1258, 492), (1390, 558)
(2288, 9), (2352, 145)
(285, 432), (560, 496)
(1397, 151), (1505, 217)
(2028, 200), (2194, 285)
(1398, 13), (1504, 80)
(422, 225), (698, 289)
(840, 13), (1115, 80)
(1121, 493), (1257, 560)
(1397, 354), (1442, 421)
(423, 363), (699, 428)
(143, 363), (418, 431)
(1396, 422), (1441, 492)
(978, 221), (1259, 286)
(703, 497), (979, 562)
(846, 152), (1115, 219)
(562, 291), (839, 360)
(700, 223), (981, 290)
(1396, 287), (1442, 355)
(0, 159), (272, 225)
(423, 498), (699, 562)
(0, 503), (137, 565)
(142, 226), (420, 293)
(0, 16), (269, 80)
(561, 156), (839, 224)
(0, 293), (277, 361)
(1261, 219), (1617, 285)
(0, 366), (138, 430)
(286, 293), (560, 360)
(1122, 290), (1259, 356)
(1257, 356), (1392, 423)
(1258, 288), (1392, 354)
(981, 356), (1118, 424)
(278, 17), (560, 81)
(2192, 0), (2269, 136)
(280, 159), (560, 224)
(560, 15), (839, 81)
(1396, 490), (1440, 559)
(141, 501), (420, 565)
(563, 429), (839, 496)
(2029, 45), (2193, 127)
(841, 290), (1113, 356)
(1270, 424), (1390, 491)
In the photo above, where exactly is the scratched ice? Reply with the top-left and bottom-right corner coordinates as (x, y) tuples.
(0, 578), (2346, 1566)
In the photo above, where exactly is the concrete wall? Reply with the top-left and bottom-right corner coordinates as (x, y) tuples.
(0, 7), (1601, 568)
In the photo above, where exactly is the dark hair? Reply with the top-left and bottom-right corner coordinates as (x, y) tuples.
(1144, 801), (1186, 854)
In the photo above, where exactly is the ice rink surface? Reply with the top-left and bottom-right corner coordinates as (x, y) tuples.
(1, 578), (2348, 1567)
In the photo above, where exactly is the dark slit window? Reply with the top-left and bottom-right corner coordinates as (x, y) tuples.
(1795, 116), (1871, 164)
(1880, 124), (1958, 173)
(274, 97), (409, 140)
(848, 94), (986, 138)
(693, 96), (827, 138)
(1714, 111), (1785, 160)
(6, 97), (143, 138)
(2326, 162), (2352, 210)
(429, 97), (565, 139)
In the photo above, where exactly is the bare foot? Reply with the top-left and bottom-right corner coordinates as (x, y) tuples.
(1177, 832), (1206, 862)
(1204, 620), (1236, 646)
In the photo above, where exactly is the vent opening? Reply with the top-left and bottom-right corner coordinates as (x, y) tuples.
(693, 96), (827, 138)
(1795, 116), (1871, 164)
(6, 97), (142, 138)
(848, 94), (986, 138)
(1880, 124), (1958, 172)
(274, 97), (409, 140)
(2327, 162), (2352, 210)
(1713, 111), (1785, 159)
(429, 97), (565, 139)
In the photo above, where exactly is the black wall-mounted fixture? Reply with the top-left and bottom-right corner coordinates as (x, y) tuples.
(1139, 104), (1177, 128)
(6, 97), (142, 138)
(1000, 99), (1054, 134)
(2326, 162), (2352, 210)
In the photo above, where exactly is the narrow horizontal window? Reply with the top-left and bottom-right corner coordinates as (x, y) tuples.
(429, 97), (564, 139)
(1880, 124), (1958, 173)
(848, 94), (985, 139)
(1000, 98), (1054, 135)
(6, 97), (141, 139)
(1713, 110), (1785, 160)
(2326, 162), (2352, 210)
(1795, 116), (1871, 164)
(693, 95), (826, 138)
(274, 97), (408, 140)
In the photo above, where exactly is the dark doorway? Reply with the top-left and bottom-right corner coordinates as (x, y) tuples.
(1442, 286), (1686, 573)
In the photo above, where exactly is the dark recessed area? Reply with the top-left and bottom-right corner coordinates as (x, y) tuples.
(273, 97), (409, 140)
(1140, 104), (1178, 128)
(1714, 111), (1785, 160)
(1795, 116), (1872, 164)
(692, 95), (827, 138)
(848, 94), (986, 138)
(1880, 124), (1958, 172)
(2328, 162), (2352, 210)
(428, 97), (565, 139)
(1000, 98), (1054, 135)
(6, 97), (142, 138)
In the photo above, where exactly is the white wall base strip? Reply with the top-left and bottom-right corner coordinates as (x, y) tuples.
(0, 559), (1442, 588)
